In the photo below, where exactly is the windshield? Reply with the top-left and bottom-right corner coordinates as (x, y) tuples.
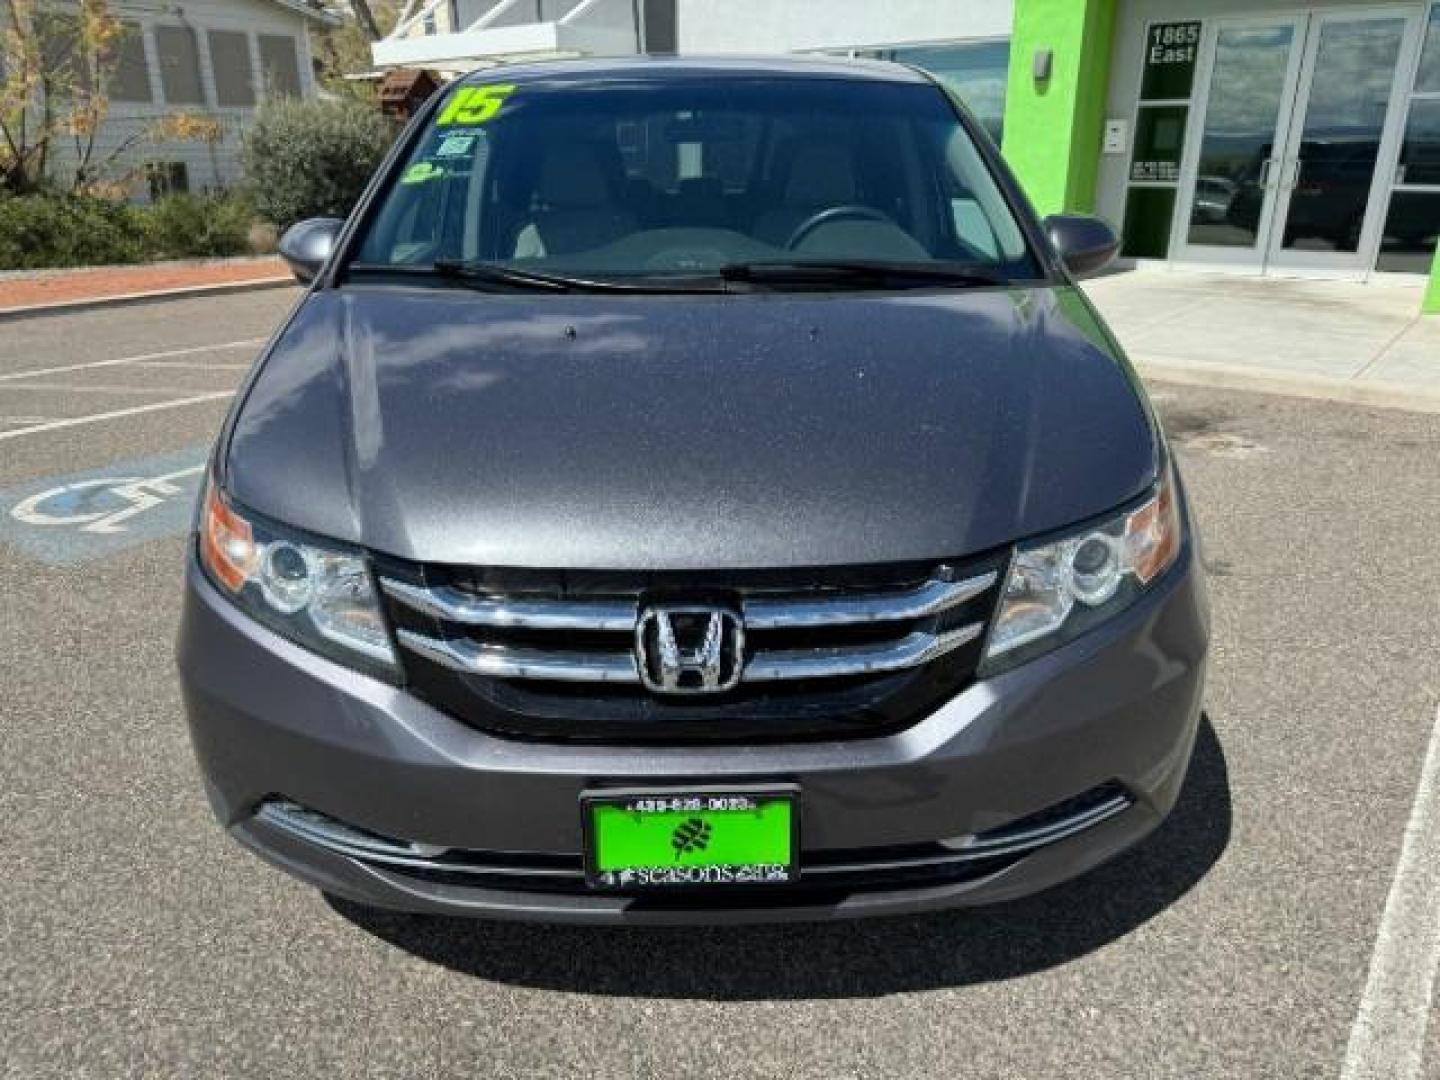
(352, 74), (1040, 285)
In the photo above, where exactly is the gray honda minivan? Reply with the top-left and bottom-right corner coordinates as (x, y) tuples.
(177, 57), (1209, 924)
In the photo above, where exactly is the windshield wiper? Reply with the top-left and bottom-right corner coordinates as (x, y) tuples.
(431, 259), (724, 294)
(718, 260), (1007, 288)
(432, 258), (595, 292)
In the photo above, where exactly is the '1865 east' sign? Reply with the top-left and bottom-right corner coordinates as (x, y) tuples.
(1141, 21), (1201, 101)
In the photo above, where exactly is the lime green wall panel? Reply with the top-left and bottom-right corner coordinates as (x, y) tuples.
(1002, 0), (1117, 217)
(1426, 244), (1440, 314)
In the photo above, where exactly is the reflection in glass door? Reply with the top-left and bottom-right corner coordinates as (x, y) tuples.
(1268, 10), (1413, 272)
(1377, 4), (1440, 273)
(1174, 19), (1305, 268)
(1172, 6), (1426, 276)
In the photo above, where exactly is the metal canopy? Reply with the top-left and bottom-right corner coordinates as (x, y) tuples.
(371, 0), (642, 73)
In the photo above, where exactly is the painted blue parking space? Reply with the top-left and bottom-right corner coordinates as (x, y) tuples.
(0, 446), (209, 565)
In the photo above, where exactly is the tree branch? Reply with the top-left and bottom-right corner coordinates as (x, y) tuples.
(349, 0), (382, 41)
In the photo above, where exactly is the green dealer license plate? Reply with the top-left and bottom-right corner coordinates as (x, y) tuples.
(582, 787), (798, 890)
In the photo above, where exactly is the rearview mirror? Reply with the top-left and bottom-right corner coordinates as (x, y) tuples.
(277, 218), (345, 284)
(1043, 214), (1120, 279)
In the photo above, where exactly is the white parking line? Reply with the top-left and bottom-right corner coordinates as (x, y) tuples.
(0, 392), (235, 442)
(1340, 702), (1440, 1080)
(0, 382), (222, 395)
(123, 361), (252, 371)
(0, 416), (53, 427)
(0, 339), (265, 383)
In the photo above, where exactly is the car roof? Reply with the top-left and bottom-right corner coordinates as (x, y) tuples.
(456, 54), (935, 88)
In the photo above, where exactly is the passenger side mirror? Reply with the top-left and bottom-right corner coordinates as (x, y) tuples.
(277, 218), (345, 284)
(1044, 214), (1120, 279)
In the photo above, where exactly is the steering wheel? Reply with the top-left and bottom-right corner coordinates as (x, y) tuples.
(785, 205), (895, 251)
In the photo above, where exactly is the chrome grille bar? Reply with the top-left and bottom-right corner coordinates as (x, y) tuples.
(742, 624), (983, 682)
(256, 787), (1132, 888)
(256, 802), (584, 879)
(382, 563), (996, 692)
(384, 573), (995, 635)
(383, 579), (636, 631)
(398, 623), (982, 684)
(804, 791), (1134, 876)
(397, 630), (641, 683)
(941, 792), (1133, 856)
(742, 571), (996, 629)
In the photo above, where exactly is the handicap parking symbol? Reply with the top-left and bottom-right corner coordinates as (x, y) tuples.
(0, 449), (209, 565)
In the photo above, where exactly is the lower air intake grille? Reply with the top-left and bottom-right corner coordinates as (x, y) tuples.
(255, 782), (1134, 898)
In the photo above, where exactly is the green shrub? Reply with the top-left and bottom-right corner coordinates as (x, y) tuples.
(0, 194), (151, 269)
(144, 193), (255, 259)
(241, 97), (393, 232)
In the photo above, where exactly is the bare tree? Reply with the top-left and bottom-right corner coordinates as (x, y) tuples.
(0, 0), (220, 195)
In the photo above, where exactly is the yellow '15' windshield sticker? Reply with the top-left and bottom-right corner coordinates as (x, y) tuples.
(437, 84), (515, 127)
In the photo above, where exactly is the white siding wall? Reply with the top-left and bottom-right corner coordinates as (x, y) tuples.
(3, 0), (320, 198)
(674, 0), (1013, 54)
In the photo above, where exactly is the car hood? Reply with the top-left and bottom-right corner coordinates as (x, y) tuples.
(225, 284), (1158, 570)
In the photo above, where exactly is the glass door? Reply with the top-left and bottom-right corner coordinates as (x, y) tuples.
(1266, 8), (1420, 274)
(1172, 17), (1307, 269)
(1376, 3), (1440, 274)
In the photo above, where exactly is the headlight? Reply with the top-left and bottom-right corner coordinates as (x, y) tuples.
(982, 466), (1183, 671)
(197, 478), (398, 675)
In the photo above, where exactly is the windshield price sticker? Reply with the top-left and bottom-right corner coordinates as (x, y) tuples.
(400, 161), (445, 185)
(435, 133), (476, 158)
(437, 84), (515, 127)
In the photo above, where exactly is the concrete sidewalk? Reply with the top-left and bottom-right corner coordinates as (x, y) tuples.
(0, 256), (292, 318)
(1083, 268), (1440, 412)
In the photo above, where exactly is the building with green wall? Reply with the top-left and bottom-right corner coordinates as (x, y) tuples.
(1001, 0), (1440, 312)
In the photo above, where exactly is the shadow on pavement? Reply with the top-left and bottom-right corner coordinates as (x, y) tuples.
(330, 716), (1230, 1000)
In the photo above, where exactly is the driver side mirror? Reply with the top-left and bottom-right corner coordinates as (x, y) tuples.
(277, 218), (345, 284)
(1043, 214), (1120, 279)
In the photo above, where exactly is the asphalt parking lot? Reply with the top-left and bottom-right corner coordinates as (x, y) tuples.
(1, 289), (1438, 1079)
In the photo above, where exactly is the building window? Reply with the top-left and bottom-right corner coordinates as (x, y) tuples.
(257, 34), (302, 98)
(208, 30), (255, 107)
(1122, 187), (1179, 260)
(37, 12), (86, 98)
(1398, 99), (1440, 188)
(1419, 3), (1440, 93)
(147, 161), (190, 199)
(154, 25), (205, 105)
(110, 21), (152, 103)
(1377, 192), (1440, 273)
(1121, 20), (1201, 259)
(854, 41), (1010, 145)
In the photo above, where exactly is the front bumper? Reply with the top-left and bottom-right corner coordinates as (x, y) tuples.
(177, 547), (1209, 925)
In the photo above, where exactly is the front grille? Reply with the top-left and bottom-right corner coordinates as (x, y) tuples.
(376, 555), (1005, 743)
(255, 782), (1134, 899)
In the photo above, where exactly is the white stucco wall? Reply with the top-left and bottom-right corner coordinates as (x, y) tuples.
(674, 0), (1014, 54)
